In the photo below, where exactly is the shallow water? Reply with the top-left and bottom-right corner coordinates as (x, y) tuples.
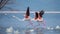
(0, 13), (60, 34)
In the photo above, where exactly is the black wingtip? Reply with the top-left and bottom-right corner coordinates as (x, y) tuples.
(39, 10), (44, 17)
(26, 7), (30, 16)
(40, 10), (44, 15)
(35, 12), (38, 19)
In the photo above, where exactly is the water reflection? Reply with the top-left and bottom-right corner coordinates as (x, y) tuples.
(35, 28), (43, 34)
